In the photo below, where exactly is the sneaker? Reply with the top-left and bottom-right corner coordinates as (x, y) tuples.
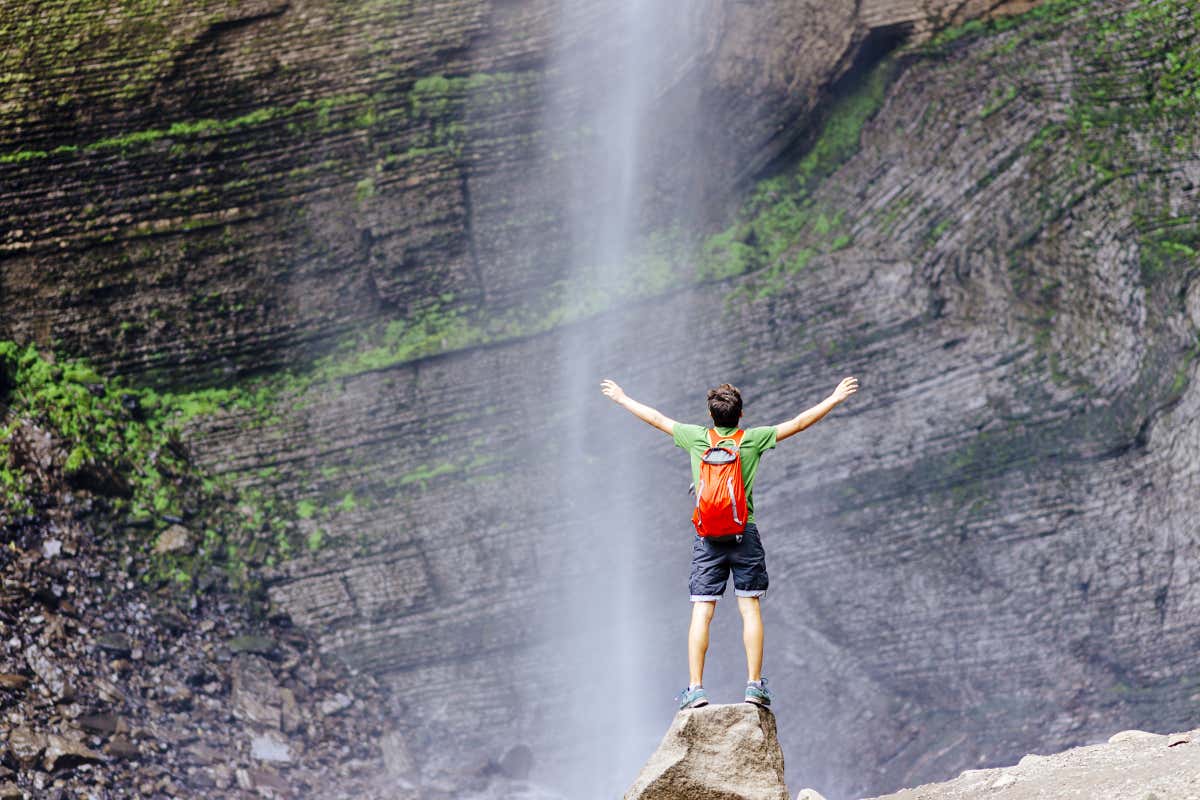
(745, 678), (771, 707)
(677, 686), (709, 710)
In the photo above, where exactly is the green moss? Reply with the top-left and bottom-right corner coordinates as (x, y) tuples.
(1, 1), (246, 116)
(697, 57), (893, 287)
(979, 85), (1019, 118)
(1139, 220), (1200, 283)
(927, 218), (953, 245)
(0, 92), (374, 163)
(1167, 343), (1200, 400)
(336, 492), (358, 513)
(0, 342), (313, 591)
(922, 0), (1092, 51)
(354, 176), (376, 205)
(306, 528), (326, 551)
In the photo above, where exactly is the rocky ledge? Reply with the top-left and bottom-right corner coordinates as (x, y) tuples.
(865, 728), (1200, 800)
(626, 705), (1200, 800)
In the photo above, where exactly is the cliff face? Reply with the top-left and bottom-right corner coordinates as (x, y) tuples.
(1, 0), (1012, 381)
(4, 0), (1200, 798)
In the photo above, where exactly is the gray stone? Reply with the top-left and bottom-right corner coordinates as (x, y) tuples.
(94, 632), (134, 657)
(185, 742), (225, 765)
(990, 773), (1018, 790)
(152, 524), (193, 555)
(865, 727), (1200, 800)
(250, 733), (292, 763)
(231, 655), (283, 728)
(1109, 730), (1163, 744)
(249, 767), (289, 794)
(23, 645), (74, 702)
(0, 674), (28, 691)
(76, 712), (125, 735)
(499, 743), (533, 780)
(7, 727), (45, 769)
(625, 704), (789, 800)
(228, 635), (278, 657)
(104, 735), (140, 760)
(318, 692), (353, 717)
(42, 734), (105, 772)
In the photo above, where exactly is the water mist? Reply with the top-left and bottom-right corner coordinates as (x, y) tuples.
(540, 1), (709, 797)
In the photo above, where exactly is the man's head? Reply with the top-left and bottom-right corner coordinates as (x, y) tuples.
(707, 383), (742, 427)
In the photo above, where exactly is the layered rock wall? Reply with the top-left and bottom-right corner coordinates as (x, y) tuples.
(2, 0), (1012, 380)
(10, 1), (1200, 799)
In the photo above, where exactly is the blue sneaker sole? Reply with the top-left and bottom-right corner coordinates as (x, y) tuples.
(744, 695), (771, 707)
(680, 698), (710, 709)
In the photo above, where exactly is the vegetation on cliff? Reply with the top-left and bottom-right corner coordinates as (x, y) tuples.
(0, 342), (308, 590)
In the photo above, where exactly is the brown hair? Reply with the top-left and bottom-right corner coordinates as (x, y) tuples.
(707, 383), (742, 428)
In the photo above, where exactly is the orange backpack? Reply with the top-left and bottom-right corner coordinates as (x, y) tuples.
(692, 429), (748, 538)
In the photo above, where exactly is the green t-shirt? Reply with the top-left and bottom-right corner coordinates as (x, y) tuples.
(673, 423), (777, 523)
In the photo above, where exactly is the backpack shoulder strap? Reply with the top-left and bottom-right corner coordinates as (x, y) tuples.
(707, 428), (745, 446)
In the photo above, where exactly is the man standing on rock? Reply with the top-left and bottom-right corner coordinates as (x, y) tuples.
(600, 377), (858, 709)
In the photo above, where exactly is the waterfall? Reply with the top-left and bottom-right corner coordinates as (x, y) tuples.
(538, 1), (708, 796)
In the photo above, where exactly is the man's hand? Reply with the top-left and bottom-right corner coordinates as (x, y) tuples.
(600, 378), (627, 404)
(599, 378), (676, 435)
(830, 376), (858, 404)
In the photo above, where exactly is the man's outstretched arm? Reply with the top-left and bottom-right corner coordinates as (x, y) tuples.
(600, 379), (677, 435)
(774, 377), (858, 443)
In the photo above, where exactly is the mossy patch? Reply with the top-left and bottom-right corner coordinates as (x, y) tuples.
(0, 342), (310, 590)
(696, 56), (896, 289)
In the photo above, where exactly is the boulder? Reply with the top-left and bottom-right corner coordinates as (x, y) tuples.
(0, 674), (28, 691)
(865, 727), (1200, 800)
(95, 632), (134, 658)
(231, 655), (284, 728)
(6, 727), (46, 769)
(1108, 730), (1163, 744)
(152, 524), (193, 556)
(42, 735), (105, 772)
(625, 704), (789, 800)
(250, 732), (292, 763)
(23, 645), (74, 702)
(228, 634), (278, 657)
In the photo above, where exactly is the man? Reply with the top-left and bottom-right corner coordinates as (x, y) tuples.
(600, 376), (858, 709)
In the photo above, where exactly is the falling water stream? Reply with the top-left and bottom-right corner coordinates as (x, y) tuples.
(540, 1), (708, 796)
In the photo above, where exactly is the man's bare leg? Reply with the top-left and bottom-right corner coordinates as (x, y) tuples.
(737, 596), (763, 682)
(688, 601), (716, 687)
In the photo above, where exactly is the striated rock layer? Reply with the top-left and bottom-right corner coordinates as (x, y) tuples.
(1, 0), (1017, 381)
(6, 0), (1200, 799)
(258, 2), (1200, 796)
